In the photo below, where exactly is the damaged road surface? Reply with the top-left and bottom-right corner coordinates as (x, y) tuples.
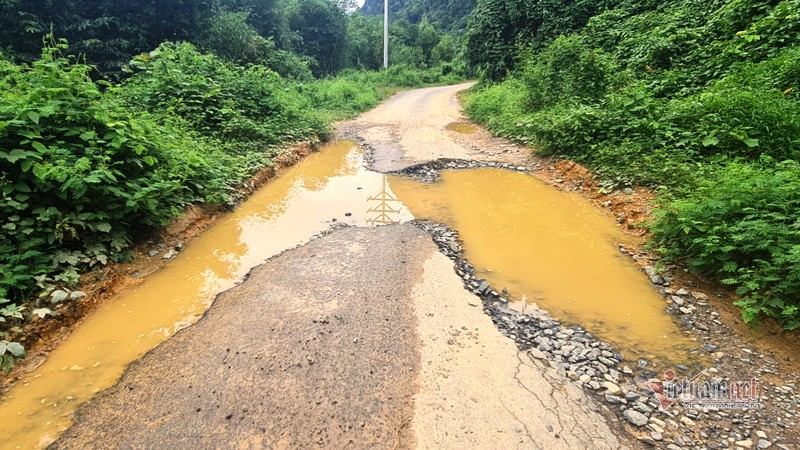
(53, 225), (629, 449)
(42, 84), (641, 449)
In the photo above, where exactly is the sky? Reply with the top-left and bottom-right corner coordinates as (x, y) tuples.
(356, 0), (365, 6)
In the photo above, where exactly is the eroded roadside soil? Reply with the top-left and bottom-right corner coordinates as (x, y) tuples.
(2, 141), (320, 388)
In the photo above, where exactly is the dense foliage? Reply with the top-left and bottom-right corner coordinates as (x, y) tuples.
(465, 0), (800, 328)
(464, 0), (613, 80)
(361, 0), (476, 32)
(0, 0), (465, 78)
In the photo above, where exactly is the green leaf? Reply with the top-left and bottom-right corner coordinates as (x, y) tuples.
(743, 138), (759, 148)
(31, 142), (47, 152)
(0, 149), (37, 163)
(702, 136), (719, 147)
(20, 159), (34, 172)
(27, 111), (40, 124)
(6, 342), (25, 358)
(51, 290), (68, 303)
(32, 164), (47, 180)
(95, 222), (112, 233)
(18, 130), (41, 140)
(1, 355), (13, 373)
(80, 131), (97, 141)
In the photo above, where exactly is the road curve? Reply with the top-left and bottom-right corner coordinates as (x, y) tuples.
(52, 85), (634, 449)
(345, 82), (531, 172)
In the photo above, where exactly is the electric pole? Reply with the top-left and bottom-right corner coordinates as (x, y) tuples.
(383, 0), (388, 68)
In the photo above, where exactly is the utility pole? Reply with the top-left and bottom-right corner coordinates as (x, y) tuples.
(383, 0), (389, 68)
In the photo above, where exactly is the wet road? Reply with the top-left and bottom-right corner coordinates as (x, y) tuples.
(348, 82), (530, 172)
(51, 85), (633, 449)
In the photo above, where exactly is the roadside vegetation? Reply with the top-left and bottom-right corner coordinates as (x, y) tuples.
(464, 0), (800, 329)
(0, 0), (463, 371)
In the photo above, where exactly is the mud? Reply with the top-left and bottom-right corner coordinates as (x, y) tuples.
(3, 142), (320, 390)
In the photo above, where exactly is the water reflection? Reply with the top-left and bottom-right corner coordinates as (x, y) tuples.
(367, 175), (403, 225)
(0, 143), (697, 449)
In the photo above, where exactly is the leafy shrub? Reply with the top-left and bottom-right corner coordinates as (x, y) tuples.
(200, 10), (272, 64)
(463, 78), (532, 140)
(119, 42), (326, 145)
(652, 160), (800, 329)
(666, 87), (800, 161)
(0, 40), (215, 369)
(713, 46), (800, 95)
(0, 41), (193, 294)
(521, 35), (616, 109)
(199, 10), (315, 81)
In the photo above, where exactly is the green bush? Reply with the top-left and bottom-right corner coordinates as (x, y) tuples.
(463, 78), (532, 141)
(0, 40), (223, 371)
(0, 41), (195, 297)
(666, 87), (800, 161)
(119, 42), (326, 145)
(521, 35), (616, 110)
(713, 46), (800, 95)
(200, 10), (272, 64)
(652, 160), (800, 330)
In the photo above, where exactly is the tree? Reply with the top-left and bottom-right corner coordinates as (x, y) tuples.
(286, 0), (348, 76)
(464, 0), (613, 79)
(0, 0), (216, 73)
(218, 0), (289, 47)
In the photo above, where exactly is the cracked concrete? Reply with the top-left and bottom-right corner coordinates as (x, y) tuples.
(409, 251), (630, 449)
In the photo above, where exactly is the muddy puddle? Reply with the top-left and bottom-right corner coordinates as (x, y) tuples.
(0, 141), (412, 449)
(1, 142), (695, 448)
(445, 122), (478, 134)
(389, 169), (696, 363)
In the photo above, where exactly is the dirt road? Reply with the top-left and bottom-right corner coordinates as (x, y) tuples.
(344, 82), (530, 172)
(52, 86), (633, 449)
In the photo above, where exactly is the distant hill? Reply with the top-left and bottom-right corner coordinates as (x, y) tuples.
(360, 0), (476, 32)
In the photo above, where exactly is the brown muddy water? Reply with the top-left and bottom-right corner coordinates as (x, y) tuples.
(0, 142), (691, 448)
(389, 169), (695, 363)
(0, 141), (412, 449)
(445, 122), (478, 134)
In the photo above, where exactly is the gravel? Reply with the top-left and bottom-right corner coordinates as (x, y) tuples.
(411, 209), (799, 450)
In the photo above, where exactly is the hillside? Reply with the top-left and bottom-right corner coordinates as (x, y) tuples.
(361, 0), (476, 32)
